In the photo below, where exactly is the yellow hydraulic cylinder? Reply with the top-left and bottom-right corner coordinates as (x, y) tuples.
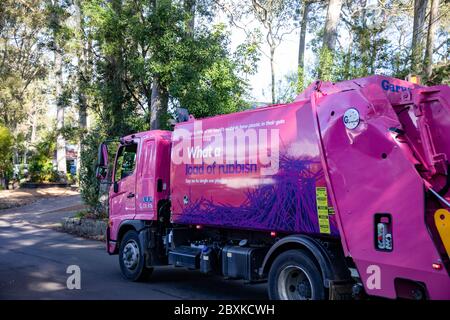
(435, 209), (450, 257)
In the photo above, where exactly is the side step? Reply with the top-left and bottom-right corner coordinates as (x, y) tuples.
(168, 246), (201, 269)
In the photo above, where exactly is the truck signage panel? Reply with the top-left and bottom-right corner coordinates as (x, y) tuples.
(170, 102), (339, 236)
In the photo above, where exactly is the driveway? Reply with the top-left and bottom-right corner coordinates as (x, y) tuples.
(0, 187), (79, 210)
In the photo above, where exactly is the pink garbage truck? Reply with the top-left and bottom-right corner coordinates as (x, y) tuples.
(96, 75), (450, 300)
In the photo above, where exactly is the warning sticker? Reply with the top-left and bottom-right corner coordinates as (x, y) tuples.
(316, 187), (330, 234)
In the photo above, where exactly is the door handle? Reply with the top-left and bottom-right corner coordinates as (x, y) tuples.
(127, 192), (135, 198)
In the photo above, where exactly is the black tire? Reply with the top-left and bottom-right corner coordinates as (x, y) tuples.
(268, 249), (325, 300)
(118, 230), (153, 282)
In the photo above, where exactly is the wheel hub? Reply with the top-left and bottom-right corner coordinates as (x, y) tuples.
(122, 240), (140, 270)
(297, 280), (312, 297)
(278, 265), (314, 300)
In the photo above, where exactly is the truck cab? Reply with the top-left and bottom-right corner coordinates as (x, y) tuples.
(101, 130), (172, 256)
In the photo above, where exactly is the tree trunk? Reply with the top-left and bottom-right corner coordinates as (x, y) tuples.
(270, 48), (275, 104)
(323, 0), (343, 52)
(298, 1), (311, 70)
(319, 0), (343, 79)
(423, 0), (440, 80)
(75, 0), (88, 132)
(343, 33), (353, 79)
(411, 0), (428, 74)
(25, 102), (38, 166)
(297, 0), (311, 91)
(77, 92), (87, 178)
(369, 34), (377, 75)
(150, 76), (169, 130)
(184, 0), (196, 35)
(55, 47), (66, 174)
(104, 0), (126, 136)
(50, 0), (67, 174)
(75, 0), (88, 178)
(148, 0), (170, 129)
(30, 106), (37, 145)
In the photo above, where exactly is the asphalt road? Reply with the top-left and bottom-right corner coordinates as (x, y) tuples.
(0, 194), (267, 300)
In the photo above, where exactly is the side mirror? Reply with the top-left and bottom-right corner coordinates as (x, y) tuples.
(95, 143), (109, 181)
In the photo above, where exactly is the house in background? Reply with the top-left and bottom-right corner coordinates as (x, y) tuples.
(66, 144), (78, 175)
(52, 144), (78, 176)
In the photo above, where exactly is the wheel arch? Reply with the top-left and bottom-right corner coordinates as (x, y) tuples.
(260, 234), (350, 288)
(117, 220), (148, 248)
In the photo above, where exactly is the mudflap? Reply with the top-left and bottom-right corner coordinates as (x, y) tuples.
(328, 280), (355, 300)
(139, 227), (167, 268)
(138, 228), (153, 268)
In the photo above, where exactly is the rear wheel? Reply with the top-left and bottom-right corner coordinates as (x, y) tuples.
(268, 250), (325, 300)
(119, 230), (153, 281)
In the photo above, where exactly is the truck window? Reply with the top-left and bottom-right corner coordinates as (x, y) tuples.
(114, 143), (137, 181)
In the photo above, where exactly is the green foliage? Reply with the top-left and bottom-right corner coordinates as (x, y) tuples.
(317, 47), (335, 82)
(28, 130), (60, 183)
(0, 126), (14, 185)
(273, 67), (315, 103)
(66, 173), (78, 185)
(0, 0), (48, 131)
(275, 71), (298, 103)
(234, 36), (261, 77)
(309, 1), (450, 84)
(167, 25), (250, 117)
(79, 127), (108, 216)
(297, 66), (305, 94)
(331, 20), (394, 82)
(426, 62), (450, 85)
(74, 0), (258, 212)
(59, 123), (84, 145)
(81, 0), (253, 132)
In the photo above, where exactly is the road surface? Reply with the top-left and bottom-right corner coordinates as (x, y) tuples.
(0, 194), (267, 299)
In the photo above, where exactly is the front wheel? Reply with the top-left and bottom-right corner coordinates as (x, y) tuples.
(118, 230), (153, 281)
(268, 250), (325, 300)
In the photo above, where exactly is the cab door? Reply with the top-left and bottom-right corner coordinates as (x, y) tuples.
(110, 141), (139, 221)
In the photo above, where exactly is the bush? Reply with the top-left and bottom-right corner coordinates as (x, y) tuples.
(65, 173), (77, 185)
(79, 128), (108, 217)
(28, 131), (62, 183)
(29, 159), (58, 182)
(0, 126), (13, 189)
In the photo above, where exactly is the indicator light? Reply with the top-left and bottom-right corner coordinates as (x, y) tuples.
(432, 263), (442, 270)
(270, 231), (277, 237)
(196, 225), (202, 230)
